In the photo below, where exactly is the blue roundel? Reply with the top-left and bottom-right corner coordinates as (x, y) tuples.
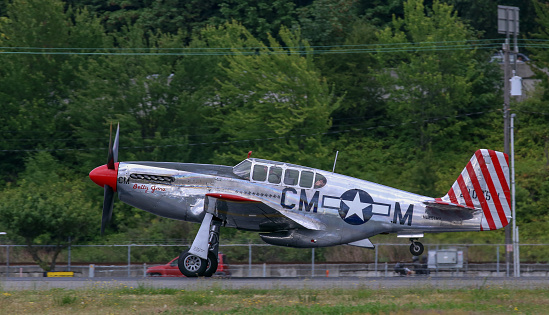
(338, 189), (374, 225)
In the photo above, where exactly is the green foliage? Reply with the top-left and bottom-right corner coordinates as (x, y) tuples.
(296, 0), (361, 45)
(0, 152), (99, 270)
(0, 0), (107, 181)
(372, 0), (501, 196)
(0, 0), (548, 259)
(209, 0), (298, 44)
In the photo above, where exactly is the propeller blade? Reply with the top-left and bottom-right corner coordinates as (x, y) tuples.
(107, 124), (113, 167)
(107, 123), (119, 170)
(101, 185), (115, 235)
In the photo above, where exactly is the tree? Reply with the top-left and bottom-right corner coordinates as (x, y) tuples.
(0, 0), (107, 182)
(68, 27), (201, 171)
(315, 20), (387, 134)
(0, 152), (99, 271)
(201, 22), (341, 169)
(372, 0), (501, 196)
(508, 0), (549, 231)
(208, 0), (298, 44)
(296, 0), (362, 45)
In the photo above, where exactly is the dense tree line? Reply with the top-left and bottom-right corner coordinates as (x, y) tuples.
(0, 0), (548, 268)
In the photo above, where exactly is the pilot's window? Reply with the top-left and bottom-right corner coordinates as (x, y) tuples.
(314, 173), (327, 189)
(284, 169), (299, 185)
(299, 171), (314, 188)
(268, 166), (282, 184)
(233, 160), (252, 180)
(252, 164), (268, 181)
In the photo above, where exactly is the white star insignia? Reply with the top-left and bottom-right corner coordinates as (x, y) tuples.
(343, 192), (371, 221)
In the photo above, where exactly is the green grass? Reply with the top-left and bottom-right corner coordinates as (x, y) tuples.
(0, 285), (548, 314)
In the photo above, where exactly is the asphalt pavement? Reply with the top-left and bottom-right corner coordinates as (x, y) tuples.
(2, 276), (548, 291)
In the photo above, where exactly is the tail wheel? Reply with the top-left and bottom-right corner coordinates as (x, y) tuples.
(410, 242), (424, 256)
(178, 250), (207, 277)
(203, 251), (218, 277)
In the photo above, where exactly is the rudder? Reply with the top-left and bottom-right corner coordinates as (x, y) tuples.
(439, 149), (511, 231)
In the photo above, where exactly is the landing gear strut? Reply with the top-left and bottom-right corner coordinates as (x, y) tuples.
(409, 238), (424, 256)
(178, 214), (222, 277)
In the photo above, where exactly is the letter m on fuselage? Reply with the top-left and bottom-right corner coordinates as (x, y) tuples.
(392, 202), (413, 226)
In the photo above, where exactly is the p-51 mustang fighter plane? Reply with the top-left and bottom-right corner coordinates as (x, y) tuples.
(90, 125), (511, 277)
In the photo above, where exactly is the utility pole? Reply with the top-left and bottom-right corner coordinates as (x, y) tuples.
(498, 5), (520, 277)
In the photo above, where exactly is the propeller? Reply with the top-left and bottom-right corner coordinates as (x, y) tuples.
(106, 123), (119, 170)
(89, 123), (120, 236)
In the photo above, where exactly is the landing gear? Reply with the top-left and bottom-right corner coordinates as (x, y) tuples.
(178, 249), (208, 277)
(409, 239), (424, 256)
(203, 251), (218, 277)
(178, 212), (222, 277)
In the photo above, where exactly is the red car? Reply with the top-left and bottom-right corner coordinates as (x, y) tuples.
(146, 253), (230, 277)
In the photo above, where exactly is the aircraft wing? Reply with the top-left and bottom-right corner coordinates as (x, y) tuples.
(205, 193), (324, 231)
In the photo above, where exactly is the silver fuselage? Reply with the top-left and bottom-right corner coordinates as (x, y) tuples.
(115, 160), (482, 248)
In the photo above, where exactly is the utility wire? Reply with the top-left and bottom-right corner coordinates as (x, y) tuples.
(0, 110), (498, 152)
(0, 38), (528, 56)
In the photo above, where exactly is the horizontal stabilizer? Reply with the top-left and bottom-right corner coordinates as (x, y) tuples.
(424, 199), (477, 211)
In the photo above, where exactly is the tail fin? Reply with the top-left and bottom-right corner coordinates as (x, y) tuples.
(438, 149), (511, 231)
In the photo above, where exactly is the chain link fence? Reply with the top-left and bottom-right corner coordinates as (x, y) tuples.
(0, 243), (546, 278)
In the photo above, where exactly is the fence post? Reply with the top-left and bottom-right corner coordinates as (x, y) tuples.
(496, 246), (500, 276)
(68, 236), (71, 272)
(374, 245), (379, 275)
(248, 244), (252, 277)
(6, 245), (9, 276)
(128, 245), (131, 277)
(311, 248), (315, 278)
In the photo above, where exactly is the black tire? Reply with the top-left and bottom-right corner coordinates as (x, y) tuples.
(178, 250), (208, 277)
(203, 251), (218, 277)
(410, 242), (424, 256)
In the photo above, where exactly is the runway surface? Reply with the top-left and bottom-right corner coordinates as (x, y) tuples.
(2, 277), (548, 291)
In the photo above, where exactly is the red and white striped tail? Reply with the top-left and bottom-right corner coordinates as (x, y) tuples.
(440, 149), (511, 231)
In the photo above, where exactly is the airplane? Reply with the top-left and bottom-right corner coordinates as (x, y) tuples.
(89, 125), (511, 277)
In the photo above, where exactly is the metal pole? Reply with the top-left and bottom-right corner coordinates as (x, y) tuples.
(6, 245), (9, 276)
(516, 227), (521, 277)
(68, 236), (71, 272)
(503, 38), (512, 277)
(511, 113), (518, 277)
(496, 246), (500, 276)
(311, 248), (315, 277)
(248, 244), (252, 277)
(374, 246), (378, 275)
(128, 245), (131, 277)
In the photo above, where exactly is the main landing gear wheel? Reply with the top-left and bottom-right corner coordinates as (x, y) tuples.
(409, 241), (424, 256)
(203, 251), (218, 277)
(178, 250), (207, 277)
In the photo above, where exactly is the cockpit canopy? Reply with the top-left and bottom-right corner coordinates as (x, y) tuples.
(233, 158), (327, 189)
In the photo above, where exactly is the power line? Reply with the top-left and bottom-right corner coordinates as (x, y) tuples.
(0, 38), (525, 56)
(0, 110), (497, 152)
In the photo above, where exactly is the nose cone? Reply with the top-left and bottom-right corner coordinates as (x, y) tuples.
(89, 163), (119, 192)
